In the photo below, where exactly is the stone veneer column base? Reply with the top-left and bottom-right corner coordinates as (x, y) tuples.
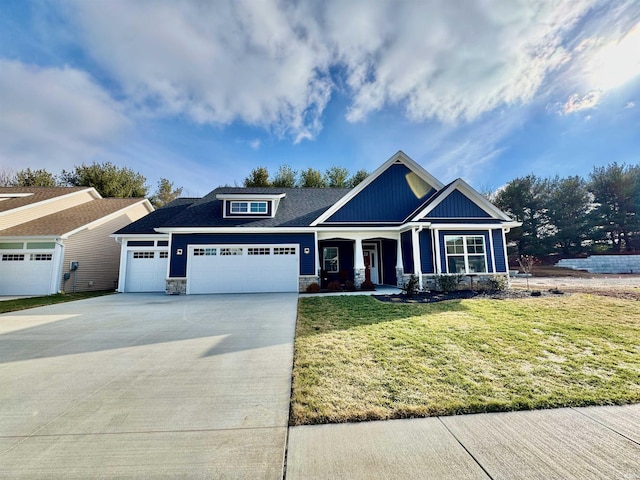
(353, 268), (366, 288)
(166, 278), (186, 295)
(299, 276), (320, 292)
(395, 268), (404, 287)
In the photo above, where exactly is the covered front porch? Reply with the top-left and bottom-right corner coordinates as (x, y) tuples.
(317, 232), (404, 289)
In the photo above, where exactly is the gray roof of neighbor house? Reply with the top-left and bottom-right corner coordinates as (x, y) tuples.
(0, 198), (145, 237)
(114, 198), (199, 234)
(0, 187), (92, 213)
(117, 187), (352, 232)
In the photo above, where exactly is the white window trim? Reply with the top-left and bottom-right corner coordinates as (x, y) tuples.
(444, 235), (488, 274)
(227, 200), (269, 216)
(323, 247), (339, 273)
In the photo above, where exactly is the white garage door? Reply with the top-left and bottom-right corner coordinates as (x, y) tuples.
(187, 245), (299, 294)
(0, 252), (54, 295)
(125, 250), (168, 292)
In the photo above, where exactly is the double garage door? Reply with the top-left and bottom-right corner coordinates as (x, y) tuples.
(187, 244), (299, 294)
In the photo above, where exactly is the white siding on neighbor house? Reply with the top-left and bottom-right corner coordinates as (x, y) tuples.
(61, 203), (151, 292)
(0, 190), (96, 231)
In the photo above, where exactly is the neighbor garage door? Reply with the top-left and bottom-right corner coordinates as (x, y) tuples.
(0, 252), (54, 295)
(187, 244), (299, 294)
(125, 250), (168, 292)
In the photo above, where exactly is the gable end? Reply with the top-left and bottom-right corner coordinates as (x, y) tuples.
(425, 189), (491, 219)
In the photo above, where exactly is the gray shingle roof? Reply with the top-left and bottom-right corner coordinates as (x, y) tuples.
(114, 198), (198, 234)
(118, 187), (352, 231)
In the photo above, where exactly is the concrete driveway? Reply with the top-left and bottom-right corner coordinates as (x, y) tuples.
(0, 293), (298, 479)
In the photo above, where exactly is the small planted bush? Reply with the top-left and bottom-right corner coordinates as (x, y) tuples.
(436, 274), (464, 293)
(360, 280), (376, 291)
(306, 282), (321, 293)
(401, 274), (420, 297)
(485, 275), (508, 292)
(327, 280), (342, 292)
(344, 280), (356, 292)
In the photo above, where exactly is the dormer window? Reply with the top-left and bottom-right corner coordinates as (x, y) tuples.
(230, 201), (268, 214)
(217, 192), (286, 218)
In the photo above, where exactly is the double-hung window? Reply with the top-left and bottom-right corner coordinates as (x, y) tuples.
(323, 247), (339, 273)
(445, 235), (487, 274)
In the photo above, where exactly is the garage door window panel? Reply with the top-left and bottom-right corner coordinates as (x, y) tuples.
(133, 251), (155, 259)
(248, 247), (270, 255)
(2, 254), (25, 261)
(220, 248), (242, 256)
(30, 254), (52, 261)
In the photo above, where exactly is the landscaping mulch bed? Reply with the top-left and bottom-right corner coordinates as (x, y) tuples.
(374, 288), (562, 303)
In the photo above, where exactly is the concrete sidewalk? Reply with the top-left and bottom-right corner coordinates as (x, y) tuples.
(286, 404), (640, 479)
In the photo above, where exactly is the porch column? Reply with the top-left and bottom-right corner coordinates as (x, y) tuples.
(412, 227), (423, 290)
(353, 237), (366, 288)
(396, 235), (404, 287)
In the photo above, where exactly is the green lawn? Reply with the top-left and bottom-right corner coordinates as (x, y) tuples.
(291, 294), (640, 425)
(0, 291), (114, 314)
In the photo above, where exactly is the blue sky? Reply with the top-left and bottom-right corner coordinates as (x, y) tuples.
(1, 0), (639, 197)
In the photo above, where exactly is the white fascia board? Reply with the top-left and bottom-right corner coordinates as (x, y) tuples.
(61, 199), (153, 239)
(0, 235), (58, 241)
(110, 233), (169, 238)
(156, 225), (411, 235)
(411, 179), (512, 222)
(215, 193), (286, 200)
(310, 150), (445, 227)
(155, 227), (314, 234)
(429, 222), (519, 230)
(0, 187), (100, 218)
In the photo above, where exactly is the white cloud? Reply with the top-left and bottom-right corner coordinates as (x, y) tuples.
(0, 59), (130, 170)
(63, 0), (601, 139)
(332, 0), (591, 123)
(563, 90), (603, 113)
(67, 0), (333, 142)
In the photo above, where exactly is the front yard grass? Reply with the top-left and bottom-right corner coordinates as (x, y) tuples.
(0, 291), (114, 314)
(291, 294), (640, 425)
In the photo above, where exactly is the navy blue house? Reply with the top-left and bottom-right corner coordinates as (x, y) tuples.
(113, 151), (519, 294)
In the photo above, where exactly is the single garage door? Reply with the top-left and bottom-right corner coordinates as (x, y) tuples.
(188, 244), (299, 294)
(125, 250), (168, 292)
(0, 252), (54, 295)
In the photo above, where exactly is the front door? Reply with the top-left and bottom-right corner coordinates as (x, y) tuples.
(363, 247), (379, 284)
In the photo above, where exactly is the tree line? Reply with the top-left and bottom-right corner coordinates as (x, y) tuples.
(243, 165), (369, 188)
(0, 164), (183, 208)
(492, 162), (640, 256)
(5, 160), (638, 257)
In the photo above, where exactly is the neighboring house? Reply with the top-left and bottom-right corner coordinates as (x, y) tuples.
(0, 187), (153, 295)
(114, 151), (519, 295)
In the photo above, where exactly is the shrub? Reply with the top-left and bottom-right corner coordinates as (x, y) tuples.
(306, 282), (321, 293)
(360, 280), (376, 291)
(485, 275), (508, 292)
(327, 280), (342, 292)
(401, 274), (420, 297)
(436, 274), (464, 293)
(344, 280), (356, 292)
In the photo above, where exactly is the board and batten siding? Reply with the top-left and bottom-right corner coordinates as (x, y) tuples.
(0, 190), (96, 232)
(61, 203), (150, 292)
